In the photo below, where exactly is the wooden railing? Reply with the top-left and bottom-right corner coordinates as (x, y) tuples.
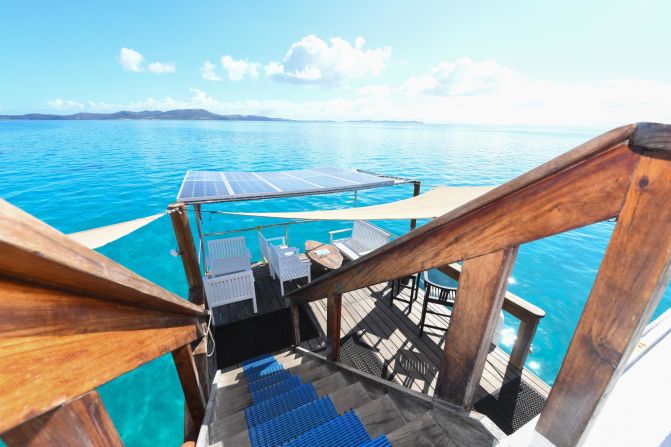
(0, 200), (210, 445)
(287, 122), (671, 446)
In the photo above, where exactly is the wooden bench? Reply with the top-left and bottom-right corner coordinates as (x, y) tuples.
(329, 220), (392, 261)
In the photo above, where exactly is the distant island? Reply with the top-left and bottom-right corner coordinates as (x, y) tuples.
(346, 119), (423, 124)
(0, 108), (423, 124)
(0, 109), (289, 122)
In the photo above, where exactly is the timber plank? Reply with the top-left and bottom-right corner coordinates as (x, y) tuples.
(0, 278), (202, 433)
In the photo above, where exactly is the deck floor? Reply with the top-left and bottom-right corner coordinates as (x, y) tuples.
(212, 262), (550, 429)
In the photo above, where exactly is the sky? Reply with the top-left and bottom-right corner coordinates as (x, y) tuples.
(1, 0), (671, 126)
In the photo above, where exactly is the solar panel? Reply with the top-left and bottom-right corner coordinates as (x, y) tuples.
(176, 167), (396, 203)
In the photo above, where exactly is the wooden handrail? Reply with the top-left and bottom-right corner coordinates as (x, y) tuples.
(0, 199), (207, 317)
(287, 124), (637, 305)
(286, 123), (671, 446)
(0, 200), (209, 438)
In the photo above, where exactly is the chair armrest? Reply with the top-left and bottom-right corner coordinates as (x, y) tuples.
(329, 228), (352, 243)
(266, 236), (286, 245)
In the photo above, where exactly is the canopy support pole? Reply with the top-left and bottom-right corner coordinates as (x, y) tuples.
(354, 190), (358, 207)
(194, 204), (206, 274)
(410, 181), (421, 230)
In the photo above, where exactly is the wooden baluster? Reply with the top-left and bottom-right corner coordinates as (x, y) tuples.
(172, 344), (206, 440)
(435, 246), (518, 408)
(537, 153), (671, 446)
(169, 202), (205, 302)
(507, 317), (540, 372)
(2, 390), (123, 447)
(291, 304), (301, 346)
(326, 293), (343, 361)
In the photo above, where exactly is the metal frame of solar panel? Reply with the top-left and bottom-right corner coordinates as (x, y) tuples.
(176, 167), (402, 204)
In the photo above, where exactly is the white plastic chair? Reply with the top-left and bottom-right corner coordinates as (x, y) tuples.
(207, 236), (252, 277)
(203, 269), (257, 313)
(269, 244), (311, 296)
(257, 231), (288, 279)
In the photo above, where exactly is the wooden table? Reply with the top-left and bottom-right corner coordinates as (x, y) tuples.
(305, 240), (343, 270)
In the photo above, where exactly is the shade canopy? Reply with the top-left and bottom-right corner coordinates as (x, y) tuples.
(218, 186), (496, 221)
(68, 213), (165, 249)
(177, 167), (401, 204)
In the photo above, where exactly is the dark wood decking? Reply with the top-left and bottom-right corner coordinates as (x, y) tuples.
(212, 262), (550, 430)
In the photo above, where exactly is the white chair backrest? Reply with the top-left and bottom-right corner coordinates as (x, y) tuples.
(257, 232), (269, 262)
(208, 236), (248, 261)
(351, 221), (391, 251)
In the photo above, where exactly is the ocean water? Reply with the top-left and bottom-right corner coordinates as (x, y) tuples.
(2, 120), (670, 445)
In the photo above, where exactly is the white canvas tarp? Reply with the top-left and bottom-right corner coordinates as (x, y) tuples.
(221, 186), (496, 221)
(68, 213), (165, 249)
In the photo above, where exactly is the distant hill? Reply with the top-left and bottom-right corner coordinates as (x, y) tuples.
(0, 108), (290, 121)
(346, 119), (423, 124)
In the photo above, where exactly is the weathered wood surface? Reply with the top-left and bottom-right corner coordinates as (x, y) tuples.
(0, 278), (204, 434)
(172, 344), (206, 438)
(507, 318), (540, 373)
(2, 391), (123, 447)
(435, 248), (518, 408)
(305, 240), (343, 270)
(537, 154), (671, 446)
(629, 122), (671, 155)
(169, 202), (205, 304)
(290, 304), (301, 345)
(326, 293), (343, 361)
(0, 199), (207, 317)
(289, 130), (639, 305)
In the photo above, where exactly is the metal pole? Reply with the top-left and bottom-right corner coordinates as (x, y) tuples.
(354, 190), (358, 207)
(285, 224), (289, 246)
(410, 181), (421, 230)
(194, 204), (206, 274)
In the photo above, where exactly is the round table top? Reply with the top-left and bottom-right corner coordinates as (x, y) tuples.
(305, 240), (343, 270)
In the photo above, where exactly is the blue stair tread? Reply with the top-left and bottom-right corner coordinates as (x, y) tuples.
(282, 411), (371, 447)
(242, 354), (275, 367)
(245, 360), (284, 381)
(245, 383), (319, 428)
(247, 369), (293, 393)
(252, 376), (302, 403)
(359, 435), (392, 447)
(248, 397), (339, 447)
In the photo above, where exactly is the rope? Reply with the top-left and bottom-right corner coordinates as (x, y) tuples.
(206, 311), (216, 357)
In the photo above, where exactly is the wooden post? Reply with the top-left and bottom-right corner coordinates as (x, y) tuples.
(169, 202), (204, 303)
(507, 317), (540, 372)
(3, 390), (123, 447)
(536, 153), (671, 446)
(409, 181), (421, 230)
(172, 344), (206, 439)
(193, 204), (206, 275)
(326, 293), (343, 361)
(435, 247), (518, 408)
(290, 304), (301, 346)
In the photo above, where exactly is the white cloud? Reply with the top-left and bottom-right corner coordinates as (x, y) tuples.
(401, 58), (521, 96)
(221, 56), (260, 81)
(118, 48), (175, 74)
(47, 99), (85, 110)
(148, 61), (176, 74)
(266, 35), (391, 86)
(119, 48), (144, 72)
(200, 61), (222, 81)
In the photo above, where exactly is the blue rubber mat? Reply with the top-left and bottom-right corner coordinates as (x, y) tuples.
(359, 435), (392, 446)
(242, 354), (275, 367)
(248, 397), (338, 447)
(251, 376), (302, 403)
(245, 383), (319, 428)
(244, 361), (284, 381)
(247, 369), (293, 393)
(282, 411), (371, 447)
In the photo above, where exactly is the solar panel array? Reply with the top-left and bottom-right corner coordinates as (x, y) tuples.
(176, 167), (395, 203)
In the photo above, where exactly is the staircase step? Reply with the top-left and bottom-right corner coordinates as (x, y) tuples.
(282, 410), (371, 447)
(248, 396), (339, 446)
(329, 382), (371, 415)
(251, 376), (302, 404)
(355, 395), (406, 440)
(246, 383), (320, 428)
(359, 436), (392, 447)
(218, 351), (296, 386)
(385, 412), (452, 447)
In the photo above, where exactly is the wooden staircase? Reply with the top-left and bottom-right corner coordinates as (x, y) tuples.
(199, 349), (502, 447)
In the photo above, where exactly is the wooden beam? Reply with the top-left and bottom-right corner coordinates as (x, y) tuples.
(507, 318), (540, 372)
(288, 125), (639, 305)
(2, 390), (123, 447)
(290, 304), (301, 345)
(0, 278), (204, 434)
(169, 203), (205, 305)
(0, 199), (206, 317)
(435, 247), (518, 408)
(326, 293), (343, 361)
(410, 181), (421, 230)
(537, 153), (671, 446)
(172, 344), (206, 437)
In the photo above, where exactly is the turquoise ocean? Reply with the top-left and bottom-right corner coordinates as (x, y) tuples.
(2, 120), (670, 446)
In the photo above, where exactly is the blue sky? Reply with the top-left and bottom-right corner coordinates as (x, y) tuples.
(2, 0), (670, 125)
